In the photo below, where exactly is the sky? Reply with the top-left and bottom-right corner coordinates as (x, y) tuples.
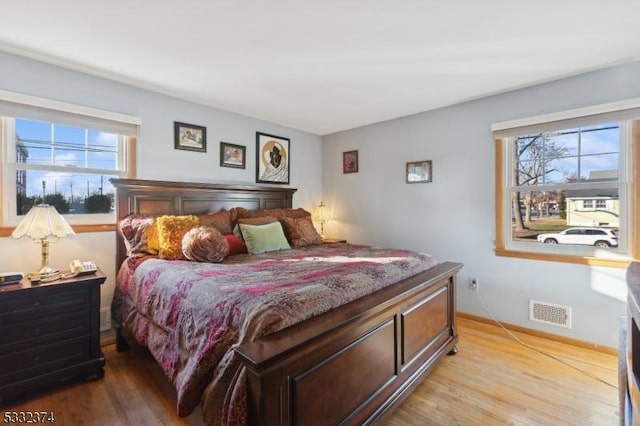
(516, 122), (620, 186)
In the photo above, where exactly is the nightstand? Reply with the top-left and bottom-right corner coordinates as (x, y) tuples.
(0, 270), (106, 401)
(323, 238), (347, 244)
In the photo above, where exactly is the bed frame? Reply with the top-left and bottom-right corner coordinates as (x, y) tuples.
(111, 178), (462, 425)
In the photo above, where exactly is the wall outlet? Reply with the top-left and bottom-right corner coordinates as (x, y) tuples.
(469, 278), (479, 291)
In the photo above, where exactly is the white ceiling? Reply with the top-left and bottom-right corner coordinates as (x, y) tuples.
(1, 1), (639, 135)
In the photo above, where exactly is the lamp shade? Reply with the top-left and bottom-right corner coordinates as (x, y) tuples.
(11, 204), (75, 240)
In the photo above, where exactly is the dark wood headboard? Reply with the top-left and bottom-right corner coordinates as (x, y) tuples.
(110, 178), (297, 273)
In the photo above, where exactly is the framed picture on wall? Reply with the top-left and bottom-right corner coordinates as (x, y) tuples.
(220, 142), (246, 169)
(406, 160), (432, 183)
(256, 132), (290, 184)
(343, 150), (359, 173)
(174, 121), (207, 152)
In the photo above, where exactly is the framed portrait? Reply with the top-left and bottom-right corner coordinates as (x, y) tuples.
(256, 132), (290, 184)
(174, 121), (206, 152)
(343, 150), (359, 173)
(406, 160), (432, 183)
(220, 142), (246, 169)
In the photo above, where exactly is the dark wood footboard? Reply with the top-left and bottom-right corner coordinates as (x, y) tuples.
(236, 261), (461, 425)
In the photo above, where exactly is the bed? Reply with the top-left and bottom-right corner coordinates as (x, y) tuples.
(110, 178), (462, 425)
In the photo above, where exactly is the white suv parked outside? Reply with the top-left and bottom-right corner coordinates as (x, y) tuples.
(537, 227), (618, 247)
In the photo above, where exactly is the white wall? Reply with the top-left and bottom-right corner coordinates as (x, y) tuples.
(322, 60), (640, 348)
(0, 51), (323, 311)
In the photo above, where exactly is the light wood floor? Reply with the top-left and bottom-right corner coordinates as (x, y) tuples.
(1, 317), (619, 425)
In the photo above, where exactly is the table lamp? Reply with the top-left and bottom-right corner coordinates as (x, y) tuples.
(316, 201), (331, 240)
(11, 204), (75, 276)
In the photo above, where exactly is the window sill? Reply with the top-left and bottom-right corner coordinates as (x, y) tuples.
(495, 248), (630, 269)
(0, 223), (115, 237)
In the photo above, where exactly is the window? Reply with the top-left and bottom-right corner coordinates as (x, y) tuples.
(493, 100), (640, 268)
(0, 90), (139, 234)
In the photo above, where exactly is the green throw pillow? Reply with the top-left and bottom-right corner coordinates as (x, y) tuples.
(239, 222), (291, 255)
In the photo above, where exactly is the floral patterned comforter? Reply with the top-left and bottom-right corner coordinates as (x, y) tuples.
(112, 243), (439, 425)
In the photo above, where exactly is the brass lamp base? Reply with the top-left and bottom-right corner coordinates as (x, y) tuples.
(38, 266), (59, 276)
(37, 238), (59, 278)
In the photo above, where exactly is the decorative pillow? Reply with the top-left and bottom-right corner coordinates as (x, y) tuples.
(281, 216), (323, 247)
(182, 226), (229, 263)
(198, 210), (233, 235)
(118, 214), (159, 255)
(234, 216), (279, 238)
(252, 209), (286, 220)
(225, 234), (248, 255)
(238, 222), (291, 255)
(232, 207), (284, 220)
(237, 216), (279, 226)
(230, 207), (310, 222)
(230, 207), (252, 221)
(155, 215), (200, 260)
(284, 208), (312, 218)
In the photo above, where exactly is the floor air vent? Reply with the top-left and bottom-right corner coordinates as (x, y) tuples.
(529, 300), (571, 328)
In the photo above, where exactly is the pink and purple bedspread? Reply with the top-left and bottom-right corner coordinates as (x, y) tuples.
(112, 243), (439, 425)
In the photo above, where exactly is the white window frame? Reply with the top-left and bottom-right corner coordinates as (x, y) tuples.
(492, 98), (639, 268)
(0, 89), (140, 228)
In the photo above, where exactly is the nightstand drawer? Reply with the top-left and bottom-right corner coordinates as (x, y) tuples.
(0, 286), (94, 325)
(0, 309), (91, 353)
(0, 337), (91, 385)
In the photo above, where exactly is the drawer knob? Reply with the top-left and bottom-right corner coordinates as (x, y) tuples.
(34, 354), (40, 362)
(33, 327), (41, 336)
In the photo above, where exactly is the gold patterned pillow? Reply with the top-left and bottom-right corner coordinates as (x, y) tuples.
(118, 214), (159, 255)
(155, 215), (200, 259)
(145, 220), (160, 254)
(280, 216), (323, 247)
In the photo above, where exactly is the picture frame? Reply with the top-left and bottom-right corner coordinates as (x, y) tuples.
(174, 121), (207, 152)
(256, 132), (290, 184)
(343, 150), (359, 173)
(406, 160), (432, 183)
(220, 142), (246, 169)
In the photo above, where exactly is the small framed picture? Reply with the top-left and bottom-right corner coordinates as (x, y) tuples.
(256, 132), (290, 184)
(174, 121), (206, 152)
(220, 142), (246, 169)
(406, 160), (432, 183)
(343, 150), (359, 173)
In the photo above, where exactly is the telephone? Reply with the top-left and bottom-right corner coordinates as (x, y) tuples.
(67, 259), (98, 277)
